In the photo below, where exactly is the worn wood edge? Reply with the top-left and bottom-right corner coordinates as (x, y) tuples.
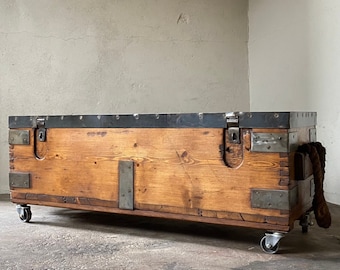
(135, 202), (289, 225)
(11, 192), (118, 208)
(288, 176), (314, 226)
(11, 193), (291, 232)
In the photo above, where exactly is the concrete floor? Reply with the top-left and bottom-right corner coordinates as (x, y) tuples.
(1, 195), (339, 270)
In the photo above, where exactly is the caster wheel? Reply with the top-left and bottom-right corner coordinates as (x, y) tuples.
(302, 225), (308, 233)
(260, 236), (280, 254)
(18, 207), (32, 223)
(299, 212), (313, 233)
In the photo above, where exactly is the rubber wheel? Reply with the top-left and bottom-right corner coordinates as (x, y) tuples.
(260, 236), (280, 254)
(299, 214), (309, 233)
(302, 225), (309, 233)
(19, 208), (32, 223)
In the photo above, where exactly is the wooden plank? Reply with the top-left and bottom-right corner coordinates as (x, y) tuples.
(10, 128), (289, 219)
(10, 191), (290, 231)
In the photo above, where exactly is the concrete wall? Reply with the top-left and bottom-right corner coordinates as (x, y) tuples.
(0, 0), (249, 193)
(249, 0), (340, 205)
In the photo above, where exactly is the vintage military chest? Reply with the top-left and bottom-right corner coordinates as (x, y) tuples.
(8, 112), (319, 253)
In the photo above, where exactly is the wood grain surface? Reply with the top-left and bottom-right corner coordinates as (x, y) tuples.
(9, 127), (314, 230)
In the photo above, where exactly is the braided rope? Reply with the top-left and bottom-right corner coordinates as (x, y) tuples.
(297, 142), (331, 228)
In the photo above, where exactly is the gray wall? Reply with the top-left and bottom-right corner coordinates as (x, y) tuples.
(249, 0), (340, 205)
(0, 0), (250, 193)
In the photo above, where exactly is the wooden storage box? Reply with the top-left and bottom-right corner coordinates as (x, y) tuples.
(8, 112), (317, 253)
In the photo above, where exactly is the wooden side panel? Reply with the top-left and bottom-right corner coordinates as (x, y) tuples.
(11, 129), (286, 210)
(134, 129), (287, 217)
(11, 128), (125, 201)
(10, 127), (294, 229)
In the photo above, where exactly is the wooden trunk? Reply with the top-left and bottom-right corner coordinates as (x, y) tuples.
(9, 112), (316, 234)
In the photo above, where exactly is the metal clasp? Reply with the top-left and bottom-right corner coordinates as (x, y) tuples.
(226, 113), (240, 144)
(36, 117), (46, 142)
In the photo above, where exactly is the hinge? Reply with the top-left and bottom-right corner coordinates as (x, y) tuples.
(226, 113), (240, 144)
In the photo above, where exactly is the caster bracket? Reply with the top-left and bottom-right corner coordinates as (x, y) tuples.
(260, 232), (285, 254)
(299, 212), (314, 233)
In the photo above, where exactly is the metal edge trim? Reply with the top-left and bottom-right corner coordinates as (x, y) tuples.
(8, 112), (317, 129)
(251, 186), (298, 211)
(9, 172), (31, 189)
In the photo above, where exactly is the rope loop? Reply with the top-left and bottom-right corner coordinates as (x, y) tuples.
(297, 142), (331, 228)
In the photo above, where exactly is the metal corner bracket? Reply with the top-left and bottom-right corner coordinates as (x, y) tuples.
(9, 172), (31, 189)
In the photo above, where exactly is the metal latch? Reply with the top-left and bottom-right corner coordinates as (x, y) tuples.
(36, 117), (46, 142)
(226, 113), (240, 144)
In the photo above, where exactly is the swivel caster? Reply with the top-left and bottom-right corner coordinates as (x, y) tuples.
(260, 232), (285, 254)
(16, 204), (32, 223)
(299, 212), (314, 233)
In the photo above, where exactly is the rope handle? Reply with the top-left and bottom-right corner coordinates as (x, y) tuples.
(297, 142), (331, 228)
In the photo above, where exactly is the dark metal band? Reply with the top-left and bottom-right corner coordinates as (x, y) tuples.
(8, 112), (316, 129)
(239, 112), (317, 129)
